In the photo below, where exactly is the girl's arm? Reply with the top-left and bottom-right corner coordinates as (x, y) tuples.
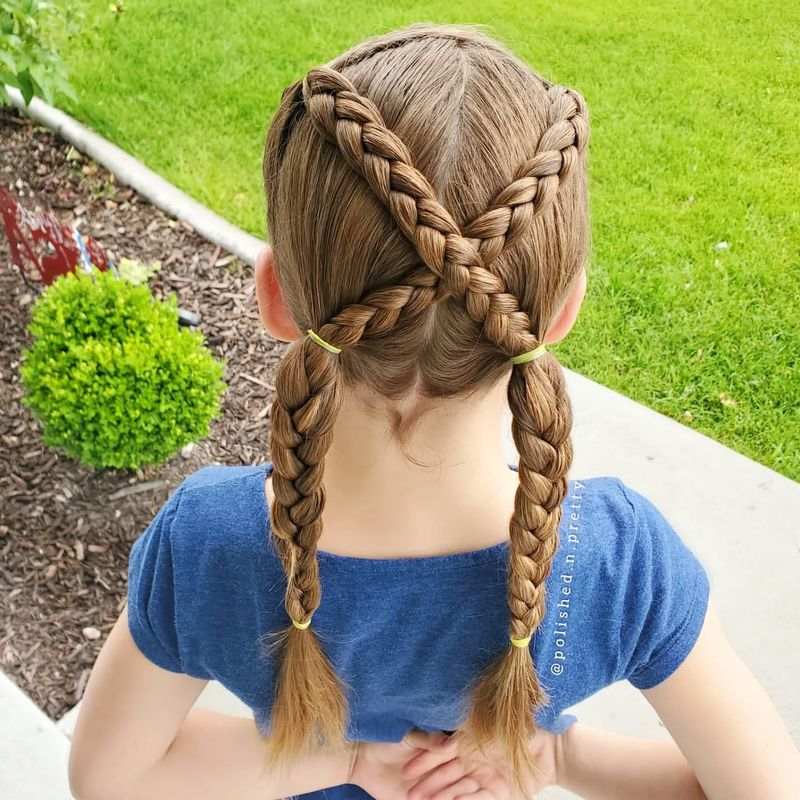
(69, 605), (355, 800)
(639, 600), (800, 799)
(556, 723), (705, 799)
(559, 600), (800, 799)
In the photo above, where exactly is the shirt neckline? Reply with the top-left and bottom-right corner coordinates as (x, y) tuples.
(255, 462), (517, 574)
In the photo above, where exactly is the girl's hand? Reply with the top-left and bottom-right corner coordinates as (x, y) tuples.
(349, 730), (460, 799)
(402, 729), (561, 800)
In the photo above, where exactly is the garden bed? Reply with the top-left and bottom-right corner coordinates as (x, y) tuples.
(0, 106), (282, 720)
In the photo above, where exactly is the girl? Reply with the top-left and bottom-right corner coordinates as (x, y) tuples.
(68, 23), (800, 800)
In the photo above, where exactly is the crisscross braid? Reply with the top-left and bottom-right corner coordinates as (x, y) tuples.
(463, 86), (589, 264)
(262, 24), (590, 796)
(303, 66), (539, 354)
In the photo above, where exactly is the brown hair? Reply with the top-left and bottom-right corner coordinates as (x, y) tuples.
(262, 23), (590, 793)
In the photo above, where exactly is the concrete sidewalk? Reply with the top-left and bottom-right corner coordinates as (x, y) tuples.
(0, 671), (72, 800)
(6, 365), (797, 800)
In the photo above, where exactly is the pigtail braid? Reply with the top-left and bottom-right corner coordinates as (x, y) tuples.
(457, 354), (574, 795)
(267, 334), (349, 763)
(267, 249), (444, 765)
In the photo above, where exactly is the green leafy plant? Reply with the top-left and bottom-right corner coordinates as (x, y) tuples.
(117, 257), (162, 286)
(20, 266), (227, 470)
(0, 0), (80, 106)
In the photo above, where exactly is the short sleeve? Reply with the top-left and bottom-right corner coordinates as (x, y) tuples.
(618, 483), (711, 690)
(127, 485), (185, 673)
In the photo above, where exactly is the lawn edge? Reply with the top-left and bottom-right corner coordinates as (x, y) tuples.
(5, 85), (263, 267)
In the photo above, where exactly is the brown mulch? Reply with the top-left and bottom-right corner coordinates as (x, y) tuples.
(0, 106), (284, 720)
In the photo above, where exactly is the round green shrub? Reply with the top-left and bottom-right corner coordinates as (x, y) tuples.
(20, 266), (227, 470)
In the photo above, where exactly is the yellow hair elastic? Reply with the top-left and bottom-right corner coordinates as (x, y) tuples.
(508, 343), (547, 365)
(307, 328), (342, 354)
(291, 617), (312, 630)
(510, 634), (532, 648)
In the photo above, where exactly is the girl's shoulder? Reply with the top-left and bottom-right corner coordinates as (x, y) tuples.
(564, 472), (705, 569)
(126, 463), (279, 683)
(154, 462), (276, 573)
(557, 474), (711, 693)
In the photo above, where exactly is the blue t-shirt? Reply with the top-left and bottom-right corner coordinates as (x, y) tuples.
(127, 462), (710, 799)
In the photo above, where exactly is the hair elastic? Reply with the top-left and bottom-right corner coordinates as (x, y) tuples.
(307, 328), (342, 354)
(291, 617), (313, 630)
(510, 634), (532, 648)
(508, 343), (547, 365)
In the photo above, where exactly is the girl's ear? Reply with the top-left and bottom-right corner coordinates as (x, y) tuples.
(543, 266), (586, 344)
(254, 244), (301, 342)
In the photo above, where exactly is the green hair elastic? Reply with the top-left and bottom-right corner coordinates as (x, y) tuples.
(508, 343), (547, 365)
(291, 616), (313, 630)
(307, 329), (342, 354)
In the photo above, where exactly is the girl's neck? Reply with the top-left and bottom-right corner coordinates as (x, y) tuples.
(267, 379), (521, 558)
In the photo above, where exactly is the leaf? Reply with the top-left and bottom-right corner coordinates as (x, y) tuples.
(28, 60), (51, 103)
(53, 70), (76, 101)
(0, 11), (15, 35)
(16, 65), (33, 104)
(0, 67), (18, 89)
(0, 49), (16, 72)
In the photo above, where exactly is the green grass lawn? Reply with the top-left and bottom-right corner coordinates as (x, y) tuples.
(53, 0), (799, 480)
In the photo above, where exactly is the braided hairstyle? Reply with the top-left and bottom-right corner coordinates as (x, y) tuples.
(262, 23), (590, 794)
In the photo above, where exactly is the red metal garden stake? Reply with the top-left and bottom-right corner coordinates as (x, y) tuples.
(1, 188), (201, 327)
(0, 187), (114, 286)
